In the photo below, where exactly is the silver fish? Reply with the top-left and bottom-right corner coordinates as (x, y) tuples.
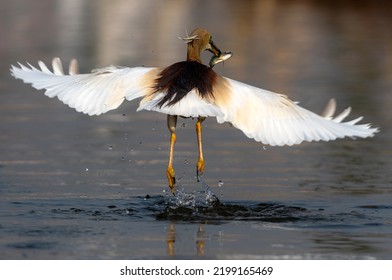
(209, 51), (233, 68)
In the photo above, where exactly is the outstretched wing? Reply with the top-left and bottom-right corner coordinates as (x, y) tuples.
(11, 58), (379, 146)
(214, 77), (378, 146)
(11, 58), (157, 116)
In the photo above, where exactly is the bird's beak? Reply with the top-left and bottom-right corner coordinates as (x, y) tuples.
(207, 39), (222, 57)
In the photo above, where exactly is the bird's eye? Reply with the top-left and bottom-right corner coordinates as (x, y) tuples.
(209, 36), (213, 42)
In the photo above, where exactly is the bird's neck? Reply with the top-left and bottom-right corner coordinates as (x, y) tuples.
(186, 43), (202, 63)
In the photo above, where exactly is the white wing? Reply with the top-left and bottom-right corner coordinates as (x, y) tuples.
(11, 58), (156, 116)
(215, 78), (378, 146)
(11, 58), (379, 146)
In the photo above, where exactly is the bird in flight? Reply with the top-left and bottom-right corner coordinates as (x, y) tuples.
(11, 28), (378, 194)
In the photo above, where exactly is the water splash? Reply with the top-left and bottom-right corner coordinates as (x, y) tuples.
(153, 178), (312, 222)
(198, 177), (221, 206)
(172, 187), (197, 208)
(218, 180), (224, 188)
(163, 178), (221, 210)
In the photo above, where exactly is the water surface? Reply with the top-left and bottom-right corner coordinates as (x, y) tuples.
(1, 0), (391, 259)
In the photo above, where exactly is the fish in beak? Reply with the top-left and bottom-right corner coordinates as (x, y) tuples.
(207, 38), (233, 68)
(209, 51), (233, 68)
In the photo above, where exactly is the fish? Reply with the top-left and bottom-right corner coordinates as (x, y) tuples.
(209, 51), (233, 68)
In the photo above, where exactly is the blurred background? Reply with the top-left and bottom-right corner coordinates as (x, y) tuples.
(2, 0), (392, 99)
(1, 0), (391, 259)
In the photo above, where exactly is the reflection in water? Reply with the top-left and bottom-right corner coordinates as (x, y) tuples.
(196, 225), (205, 256)
(156, 188), (306, 257)
(166, 223), (205, 257)
(167, 223), (175, 256)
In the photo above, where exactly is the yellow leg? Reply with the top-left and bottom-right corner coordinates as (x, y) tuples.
(167, 115), (177, 194)
(196, 117), (206, 181)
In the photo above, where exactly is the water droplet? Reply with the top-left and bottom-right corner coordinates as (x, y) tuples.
(218, 180), (224, 187)
(181, 122), (186, 127)
(85, 168), (89, 172)
(121, 157), (125, 161)
(108, 145), (113, 150)
(184, 159), (189, 165)
(262, 146), (267, 150)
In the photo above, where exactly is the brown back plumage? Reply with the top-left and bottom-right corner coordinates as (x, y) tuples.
(153, 61), (217, 107)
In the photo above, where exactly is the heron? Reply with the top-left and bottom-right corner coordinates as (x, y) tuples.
(10, 28), (379, 194)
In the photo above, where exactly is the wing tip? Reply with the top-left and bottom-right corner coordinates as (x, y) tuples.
(321, 98), (336, 119)
(69, 58), (79, 75)
(10, 57), (81, 79)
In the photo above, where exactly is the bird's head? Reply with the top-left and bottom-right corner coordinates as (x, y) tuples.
(183, 28), (223, 63)
(197, 28), (222, 56)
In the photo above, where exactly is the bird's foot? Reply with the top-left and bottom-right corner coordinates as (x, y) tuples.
(167, 167), (176, 195)
(196, 159), (205, 182)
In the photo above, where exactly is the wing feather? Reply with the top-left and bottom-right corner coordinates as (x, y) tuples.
(10, 58), (379, 146)
(216, 78), (378, 146)
(11, 58), (156, 116)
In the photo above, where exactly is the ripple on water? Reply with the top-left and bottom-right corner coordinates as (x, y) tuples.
(148, 180), (308, 222)
(42, 186), (309, 224)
